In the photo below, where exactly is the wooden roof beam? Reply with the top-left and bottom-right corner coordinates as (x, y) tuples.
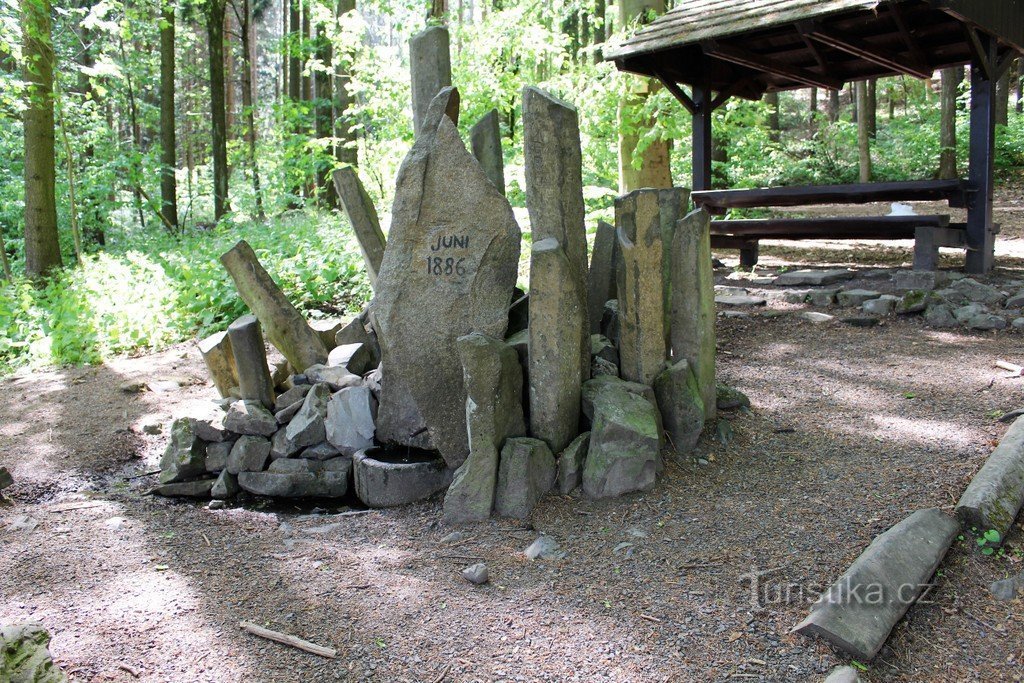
(888, 2), (929, 68)
(800, 21), (933, 79)
(701, 40), (843, 91)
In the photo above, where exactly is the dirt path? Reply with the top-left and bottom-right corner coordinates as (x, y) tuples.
(2, 284), (1024, 681)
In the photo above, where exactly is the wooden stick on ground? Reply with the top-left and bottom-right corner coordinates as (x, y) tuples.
(996, 360), (1024, 376)
(238, 621), (337, 658)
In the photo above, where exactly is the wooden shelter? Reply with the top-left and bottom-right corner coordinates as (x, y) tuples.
(604, 0), (1024, 273)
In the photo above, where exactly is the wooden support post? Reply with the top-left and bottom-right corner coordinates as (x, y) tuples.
(692, 84), (712, 192)
(739, 241), (759, 269)
(966, 56), (997, 274)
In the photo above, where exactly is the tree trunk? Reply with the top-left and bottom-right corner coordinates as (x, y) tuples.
(238, 0), (264, 219)
(996, 65), (1011, 127)
(828, 88), (840, 122)
(22, 0), (62, 277)
(160, 0), (179, 230)
(592, 0), (605, 62)
(0, 227), (12, 280)
(809, 87), (817, 124)
(301, 5), (311, 103)
(288, 0), (300, 101)
(856, 80), (871, 183)
(1015, 58), (1023, 114)
(616, 0), (671, 192)
(765, 91), (779, 142)
(224, 9), (236, 138)
(314, 20), (334, 207)
(334, 0), (357, 168)
(208, 0), (230, 220)
(866, 78), (877, 138)
(939, 67), (958, 180)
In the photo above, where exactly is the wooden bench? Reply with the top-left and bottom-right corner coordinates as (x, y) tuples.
(693, 180), (975, 269)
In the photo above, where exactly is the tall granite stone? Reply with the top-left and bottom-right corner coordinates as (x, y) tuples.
(670, 208), (717, 420)
(227, 315), (276, 409)
(653, 358), (705, 454)
(470, 109), (505, 195)
(333, 167), (387, 289)
(522, 86), (588, 307)
(443, 333), (526, 523)
(587, 220), (619, 335)
(656, 188), (690, 324)
(616, 190), (668, 386)
(494, 437), (556, 519)
(197, 330), (237, 398)
(528, 238), (589, 454)
(409, 26), (453, 137)
(372, 90), (520, 467)
(582, 379), (661, 499)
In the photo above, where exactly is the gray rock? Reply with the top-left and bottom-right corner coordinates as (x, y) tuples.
(309, 318), (345, 351)
(373, 97), (519, 467)
(1006, 290), (1024, 309)
(204, 441), (233, 472)
(193, 412), (229, 442)
(505, 329), (529, 387)
(653, 359), (705, 454)
(715, 295), (767, 307)
(591, 356), (619, 377)
(968, 313), (1007, 331)
(227, 435), (271, 474)
(934, 287), (969, 306)
(522, 86), (588, 294)
(303, 364), (362, 391)
(285, 383), (331, 449)
(524, 535), (562, 560)
(494, 437), (556, 519)
(773, 269), (853, 286)
(325, 386), (377, 456)
(0, 465), (12, 490)
(275, 384), (311, 412)
(950, 277), (1004, 305)
(990, 571), (1024, 601)
(0, 623), (68, 683)
(159, 418), (207, 484)
(587, 221), (619, 335)
(894, 290), (930, 314)
(824, 665), (863, 683)
(842, 316), (880, 327)
(507, 288), (529, 337)
(782, 289), (811, 303)
(239, 456), (352, 498)
(444, 334), (526, 523)
(274, 398), (303, 424)
(894, 270), (949, 292)
(955, 416), (1024, 541)
(211, 470), (239, 499)
(154, 478), (216, 498)
(270, 427), (303, 459)
(714, 285), (747, 297)
(863, 268), (893, 280)
(327, 342), (375, 376)
(602, 299), (620, 348)
(716, 383), (750, 411)
(469, 109), (505, 195)
(590, 334), (618, 365)
(304, 441), (340, 460)
(861, 295), (899, 316)
(462, 562), (490, 585)
(582, 379), (660, 499)
(353, 449), (452, 507)
(333, 167), (387, 289)
(799, 311), (834, 324)
(557, 432), (590, 495)
(224, 400), (278, 437)
(227, 315), (275, 409)
(1013, 317), (1024, 330)
(408, 26), (453, 137)
(616, 189), (673, 385)
(807, 288), (840, 307)
(999, 408), (1024, 423)
(794, 508), (959, 661)
(924, 302), (958, 328)
(582, 375), (661, 434)
(953, 302), (989, 324)
(837, 289), (881, 307)
(528, 238), (589, 454)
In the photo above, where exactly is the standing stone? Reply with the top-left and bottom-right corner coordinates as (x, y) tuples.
(325, 386), (377, 455)
(469, 109), (505, 195)
(409, 26), (453, 137)
(557, 431), (590, 494)
(653, 359), (705, 454)
(227, 315), (275, 409)
(333, 167), (387, 289)
(522, 86), (588, 302)
(285, 383), (331, 449)
(582, 379), (660, 499)
(494, 437), (556, 519)
(528, 238), (589, 454)
(655, 188), (690, 327)
(372, 91), (520, 467)
(197, 330), (237, 398)
(616, 190), (667, 386)
(587, 220), (619, 334)
(159, 418), (207, 484)
(220, 240), (328, 373)
(670, 209), (717, 420)
(444, 333), (526, 523)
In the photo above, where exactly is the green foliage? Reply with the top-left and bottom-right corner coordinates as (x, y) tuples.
(0, 212), (370, 373)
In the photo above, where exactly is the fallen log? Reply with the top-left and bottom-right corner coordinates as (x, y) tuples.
(238, 621), (337, 658)
(220, 240), (328, 373)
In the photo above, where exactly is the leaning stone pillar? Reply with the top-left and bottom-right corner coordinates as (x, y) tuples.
(470, 109), (505, 196)
(409, 26), (453, 137)
(587, 220), (618, 335)
(197, 330), (238, 398)
(333, 167), (387, 289)
(227, 315), (275, 409)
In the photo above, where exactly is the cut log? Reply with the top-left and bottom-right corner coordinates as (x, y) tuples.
(227, 315), (276, 409)
(196, 330), (238, 398)
(220, 240), (328, 372)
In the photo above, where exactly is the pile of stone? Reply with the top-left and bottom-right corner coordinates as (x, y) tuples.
(160, 73), (720, 520)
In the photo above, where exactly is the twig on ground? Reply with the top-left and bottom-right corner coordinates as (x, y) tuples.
(336, 509), (372, 517)
(47, 501), (106, 513)
(995, 360), (1023, 376)
(639, 613), (662, 623)
(126, 470), (161, 480)
(238, 621), (337, 658)
(117, 663), (141, 678)
(437, 554), (484, 562)
(430, 663), (451, 683)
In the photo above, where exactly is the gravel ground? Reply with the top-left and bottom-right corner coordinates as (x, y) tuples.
(2, 260), (1024, 682)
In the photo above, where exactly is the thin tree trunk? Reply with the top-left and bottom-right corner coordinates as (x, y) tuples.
(765, 91), (779, 142)
(301, 3), (310, 103)
(1015, 58), (1023, 114)
(334, 0), (357, 167)
(865, 78), (877, 138)
(237, 0), (265, 219)
(54, 85), (83, 263)
(856, 80), (871, 183)
(160, 0), (179, 230)
(592, 0), (605, 63)
(938, 67), (958, 180)
(828, 88), (840, 122)
(809, 87), (817, 125)
(22, 0), (62, 277)
(314, 20), (334, 206)
(117, 34), (147, 229)
(0, 227), (12, 280)
(225, 8), (236, 137)
(996, 65), (1011, 126)
(208, 0), (230, 219)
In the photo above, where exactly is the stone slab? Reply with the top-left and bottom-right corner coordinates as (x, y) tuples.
(956, 415), (1024, 540)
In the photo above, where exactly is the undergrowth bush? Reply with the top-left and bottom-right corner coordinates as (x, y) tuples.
(0, 212), (371, 374)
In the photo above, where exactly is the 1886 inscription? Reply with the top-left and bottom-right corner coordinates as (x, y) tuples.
(425, 233), (470, 278)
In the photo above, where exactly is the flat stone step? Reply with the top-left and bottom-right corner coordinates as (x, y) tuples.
(793, 508), (959, 661)
(774, 269), (855, 286)
(956, 415), (1024, 540)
